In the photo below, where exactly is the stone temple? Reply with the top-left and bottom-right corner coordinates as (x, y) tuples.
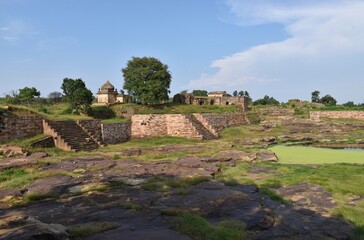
(96, 80), (125, 105)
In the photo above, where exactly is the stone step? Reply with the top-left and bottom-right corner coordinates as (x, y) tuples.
(45, 120), (100, 152)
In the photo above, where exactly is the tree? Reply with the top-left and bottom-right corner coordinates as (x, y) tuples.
(48, 91), (63, 104)
(233, 90), (238, 97)
(311, 90), (320, 103)
(320, 94), (337, 106)
(18, 87), (40, 104)
(61, 78), (93, 114)
(343, 101), (355, 107)
(122, 57), (171, 104)
(253, 95), (280, 106)
(192, 90), (208, 96)
(237, 90), (252, 104)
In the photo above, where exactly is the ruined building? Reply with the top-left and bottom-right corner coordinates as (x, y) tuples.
(173, 91), (248, 111)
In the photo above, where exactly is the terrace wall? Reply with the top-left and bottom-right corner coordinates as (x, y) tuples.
(0, 114), (43, 143)
(310, 111), (364, 121)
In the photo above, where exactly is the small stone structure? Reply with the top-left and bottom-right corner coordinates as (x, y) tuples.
(96, 80), (126, 105)
(310, 111), (364, 121)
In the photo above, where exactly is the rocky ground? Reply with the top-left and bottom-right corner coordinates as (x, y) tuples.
(0, 151), (355, 239)
(1, 117), (363, 239)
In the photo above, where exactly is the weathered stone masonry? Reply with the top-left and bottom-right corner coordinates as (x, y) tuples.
(310, 111), (364, 121)
(131, 113), (249, 140)
(101, 122), (131, 144)
(0, 114), (43, 143)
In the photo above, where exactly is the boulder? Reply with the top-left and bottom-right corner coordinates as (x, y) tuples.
(0, 214), (71, 240)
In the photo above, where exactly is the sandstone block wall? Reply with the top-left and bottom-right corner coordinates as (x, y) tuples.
(194, 113), (248, 132)
(131, 115), (168, 139)
(101, 122), (131, 144)
(0, 114), (43, 143)
(131, 113), (249, 140)
(166, 114), (203, 139)
(310, 111), (364, 120)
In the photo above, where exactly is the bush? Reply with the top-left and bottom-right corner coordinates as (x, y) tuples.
(91, 106), (116, 119)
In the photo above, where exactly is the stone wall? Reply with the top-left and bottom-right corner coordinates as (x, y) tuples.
(131, 115), (168, 139)
(77, 120), (103, 143)
(310, 111), (364, 121)
(193, 113), (248, 133)
(101, 122), (131, 144)
(166, 115), (204, 139)
(0, 114), (43, 143)
(131, 113), (249, 140)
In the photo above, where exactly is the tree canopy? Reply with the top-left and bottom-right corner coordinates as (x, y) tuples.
(18, 87), (40, 104)
(320, 94), (337, 106)
(192, 90), (208, 96)
(311, 90), (320, 103)
(61, 78), (93, 114)
(311, 90), (337, 106)
(253, 95), (280, 106)
(122, 57), (171, 104)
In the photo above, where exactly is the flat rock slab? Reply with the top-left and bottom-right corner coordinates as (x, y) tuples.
(0, 157), (38, 171)
(276, 182), (337, 216)
(41, 158), (116, 172)
(0, 214), (71, 240)
(87, 227), (191, 240)
(26, 175), (80, 196)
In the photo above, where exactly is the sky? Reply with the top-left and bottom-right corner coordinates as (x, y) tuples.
(1, 0), (364, 104)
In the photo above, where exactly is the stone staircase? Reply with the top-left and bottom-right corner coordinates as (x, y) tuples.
(183, 115), (218, 140)
(43, 120), (99, 152)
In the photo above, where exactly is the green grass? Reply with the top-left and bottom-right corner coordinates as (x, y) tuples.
(219, 162), (364, 239)
(270, 145), (364, 164)
(69, 222), (118, 238)
(111, 103), (242, 115)
(0, 168), (38, 189)
(101, 136), (199, 152)
(142, 176), (210, 192)
(176, 213), (246, 240)
(0, 103), (93, 120)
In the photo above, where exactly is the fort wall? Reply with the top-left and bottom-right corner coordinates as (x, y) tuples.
(310, 111), (364, 120)
(0, 114), (43, 143)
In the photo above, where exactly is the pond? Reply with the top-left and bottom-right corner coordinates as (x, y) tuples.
(269, 145), (364, 164)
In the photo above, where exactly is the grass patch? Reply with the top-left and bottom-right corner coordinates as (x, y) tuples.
(270, 145), (364, 164)
(142, 176), (210, 192)
(0, 168), (38, 189)
(23, 193), (58, 202)
(176, 212), (246, 240)
(69, 222), (118, 238)
(111, 103), (242, 115)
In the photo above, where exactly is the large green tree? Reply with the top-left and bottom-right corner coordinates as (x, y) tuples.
(18, 87), (40, 104)
(320, 94), (337, 106)
(61, 78), (93, 114)
(122, 57), (171, 104)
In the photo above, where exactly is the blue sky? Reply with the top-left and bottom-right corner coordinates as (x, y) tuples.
(1, 0), (363, 103)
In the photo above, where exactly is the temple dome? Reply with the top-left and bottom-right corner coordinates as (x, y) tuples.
(101, 80), (115, 90)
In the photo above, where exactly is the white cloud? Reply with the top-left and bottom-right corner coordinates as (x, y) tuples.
(188, 0), (364, 102)
(0, 20), (38, 43)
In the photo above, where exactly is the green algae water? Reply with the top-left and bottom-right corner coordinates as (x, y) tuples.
(270, 145), (364, 164)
